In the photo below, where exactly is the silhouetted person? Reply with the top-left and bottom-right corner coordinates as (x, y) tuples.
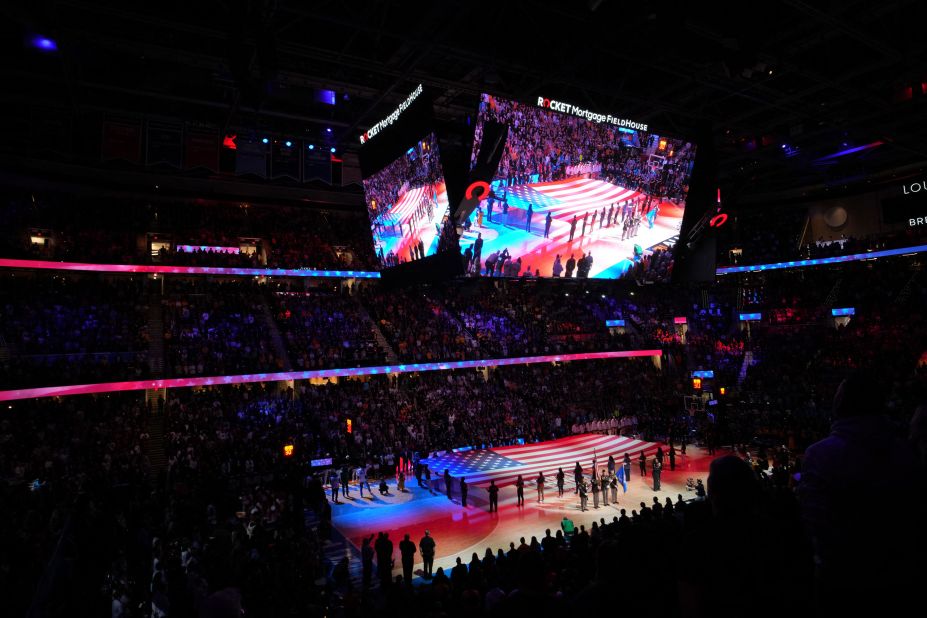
(419, 530), (436, 579)
(459, 477), (468, 507)
(556, 467), (565, 497)
(361, 534), (374, 588)
(515, 474), (525, 506)
(488, 480), (499, 512)
(375, 532), (394, 586)
(399, 534), (416, 585)
(800, 370), (925, 613)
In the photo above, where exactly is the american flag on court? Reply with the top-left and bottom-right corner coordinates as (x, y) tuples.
(501, 178), (642, 222)
(422, 433), (663, 487)
(382, 182), (449, 227)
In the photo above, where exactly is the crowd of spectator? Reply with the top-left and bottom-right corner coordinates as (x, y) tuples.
(0, 393), (152, 617)
(718, 207), (927, 268)
(0, 274), (150, 387)
(162, 281), (284, 377)
(473, 95), (695, 204)
(269, 288), (387, 370)
(0, 190), (377, 270)
(1, 250), (925, 616)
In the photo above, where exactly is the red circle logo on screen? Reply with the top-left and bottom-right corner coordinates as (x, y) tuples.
(465, 181), (490, 200)
(709, 213), (729, 228)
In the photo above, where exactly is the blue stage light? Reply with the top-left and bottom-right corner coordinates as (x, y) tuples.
(262, 137), (269, 144)
(285, 140), (292, 147)
(330, 147), (336, 153)
(308, 144), (315, 150)
(31, 36), (57, 51)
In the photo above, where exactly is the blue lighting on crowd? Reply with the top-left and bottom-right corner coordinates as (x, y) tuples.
(692, 370), (715, 379)
(831, 307), (856, 316)
(716, 244), (927, 275)
(739, 313), (762, 321)
(605, 319), (625, 327)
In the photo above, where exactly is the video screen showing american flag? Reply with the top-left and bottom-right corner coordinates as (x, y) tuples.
(463, 94), (696, 281)
(363, 133), (456, 269)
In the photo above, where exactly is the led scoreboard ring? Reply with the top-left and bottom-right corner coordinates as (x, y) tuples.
(709, 213), (728, 227)
(465, 181), (491, 200)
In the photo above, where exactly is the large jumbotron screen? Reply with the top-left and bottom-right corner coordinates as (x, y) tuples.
(364, 133), (452, 268)
(464, 94), (696, 280)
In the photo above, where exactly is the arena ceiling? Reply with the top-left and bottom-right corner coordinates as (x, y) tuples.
(4, 0), (927, 204)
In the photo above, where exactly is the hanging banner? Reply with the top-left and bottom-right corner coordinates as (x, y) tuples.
(184, 124), (219, 171)
(102, 119), (141, 163)
(303, 146), (331, 183)
(146, 120), (183, 168)
(235, 136), (268, 178)
(271, 140), (300, 180)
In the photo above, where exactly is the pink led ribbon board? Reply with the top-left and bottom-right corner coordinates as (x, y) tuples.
(0, 349), (661, 401)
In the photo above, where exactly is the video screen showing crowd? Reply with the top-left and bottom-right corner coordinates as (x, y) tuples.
(364, 133), (456, 268)
(461, 94), (696, 281)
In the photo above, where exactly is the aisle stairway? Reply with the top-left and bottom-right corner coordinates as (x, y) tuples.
(353, 301), (400, 363)
(147, 297), (165, 377)
(895, 266), (921, 304)
(738, 350), (755, 386)
(258, 297), (293, 371)
(146, 416), (168, 476)
(431, 299), (482, 351)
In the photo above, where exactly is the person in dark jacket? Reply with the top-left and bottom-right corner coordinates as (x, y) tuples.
(488, 479), (499, 512)
(399, 534), (417, 585)
(419, 530), (436, 579)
